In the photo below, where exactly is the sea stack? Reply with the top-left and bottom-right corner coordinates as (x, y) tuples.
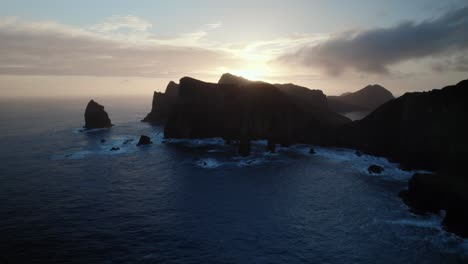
(137, 135), (153, 146)
(84, 100), (112, 130)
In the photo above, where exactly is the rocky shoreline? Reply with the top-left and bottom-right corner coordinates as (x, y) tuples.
(84, 73), (468, 238)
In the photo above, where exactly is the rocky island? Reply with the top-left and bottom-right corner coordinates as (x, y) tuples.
(84, 100), (112, 130)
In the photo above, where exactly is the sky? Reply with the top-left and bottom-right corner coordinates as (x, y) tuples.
(0, 0), (467, 97)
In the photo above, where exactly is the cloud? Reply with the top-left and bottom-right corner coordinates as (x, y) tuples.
(0, 16), (241, 78)
(205, 22), (222, 29)
(89, 15), (152, 32)
(431, 54), (468, 72)
(279, 6), (468, 76)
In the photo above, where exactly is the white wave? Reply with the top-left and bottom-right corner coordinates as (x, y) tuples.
(72, 128), (85, 134)
(65, 150), (94, 159)
(387, 214), (468, 257)
(207, 149), (224, 153)
(56, 133), (159, 160)
(83, 127), (111, 133)
(163, 137), (225, 147)
(296, 146), (418, 181)
(387, 215), (443, 230)
(196, 158), (221, 168)
(237, 157), (266, 167)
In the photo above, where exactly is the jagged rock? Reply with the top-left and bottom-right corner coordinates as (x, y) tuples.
(355, 150), (362, 157)
(400, 173), (468, 238)
(443, 207), (468, 238)
(238, 138), (251, 157)
(368, 165), (384, 174)
(84, 100), (112, 129)
(110, 147), (120, 151)
(309, 148), (316, 154)
(142, 81), (179, 124)
(163, 74), (350, 144)
(137, 135), (152, 146)
(338, 79), (468, 172)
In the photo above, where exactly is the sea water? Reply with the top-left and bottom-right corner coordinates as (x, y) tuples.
(0, 97), (467, 264)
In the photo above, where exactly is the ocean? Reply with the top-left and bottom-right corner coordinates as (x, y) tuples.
(0, 97), (467, 264)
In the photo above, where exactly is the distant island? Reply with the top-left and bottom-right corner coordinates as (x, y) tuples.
(85, 73), (468, 238)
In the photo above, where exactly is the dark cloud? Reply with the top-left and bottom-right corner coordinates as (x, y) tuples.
(279, 6), (468, 75)
(0, 22), (239, 77)
(431, 54), (468, 72)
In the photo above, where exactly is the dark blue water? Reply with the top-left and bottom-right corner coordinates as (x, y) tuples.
(0, 97), (467, 264)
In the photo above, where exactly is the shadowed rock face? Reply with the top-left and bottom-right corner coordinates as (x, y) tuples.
(274, 83), (328, 109)
(137, 135), (152, 146)
(219, 73), (350, 126)
(142, 81), (179, 124)
(164, 75), (350, 144)
(368, 165), (384, 174)
(337, 79), (468, 172)
(400, 173), (468, 238)
(328, 84), (394, 113)
(84, 100), (112, 129)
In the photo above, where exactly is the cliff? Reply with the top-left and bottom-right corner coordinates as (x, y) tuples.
(337, 79), (468, 172)
(221, 73), (350, 125)
(84, 100), (112, 129)
(164, 76), (350, 144)
(142, 81), (179, 124)
(328, 84), (394, 113)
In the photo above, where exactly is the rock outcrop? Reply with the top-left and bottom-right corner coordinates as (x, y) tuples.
(84, 100), (112, 130)
(219, 73), (349, 126)
(334, 79), (468, 238)
(142, 81), (179, 124)
(336, 79), (468, 172)
(368, 165), (384, 174)
(137, 135), (152, 146)
(164, 74), (351, 144)
(328, 84), (394, 114)
(400, 173), (468, 238)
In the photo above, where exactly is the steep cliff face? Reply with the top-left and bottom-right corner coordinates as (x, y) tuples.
(84, 100), (112, 129)
(328, 84), (394, 113)
(142, 81), (179, 124)
(338, 79), (468, 172)
(164, 76), (345, 144)
(218, 73), (350, 126)
(274, 83), (328, 109)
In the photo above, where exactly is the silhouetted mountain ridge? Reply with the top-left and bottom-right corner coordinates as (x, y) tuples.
(164, 75), (349, 144)
(328, 84), (394, 113)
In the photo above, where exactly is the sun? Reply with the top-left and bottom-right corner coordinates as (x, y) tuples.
(231, 66), (269, 82)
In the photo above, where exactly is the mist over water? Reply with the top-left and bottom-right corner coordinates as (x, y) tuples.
(0, 97), (467, 263)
